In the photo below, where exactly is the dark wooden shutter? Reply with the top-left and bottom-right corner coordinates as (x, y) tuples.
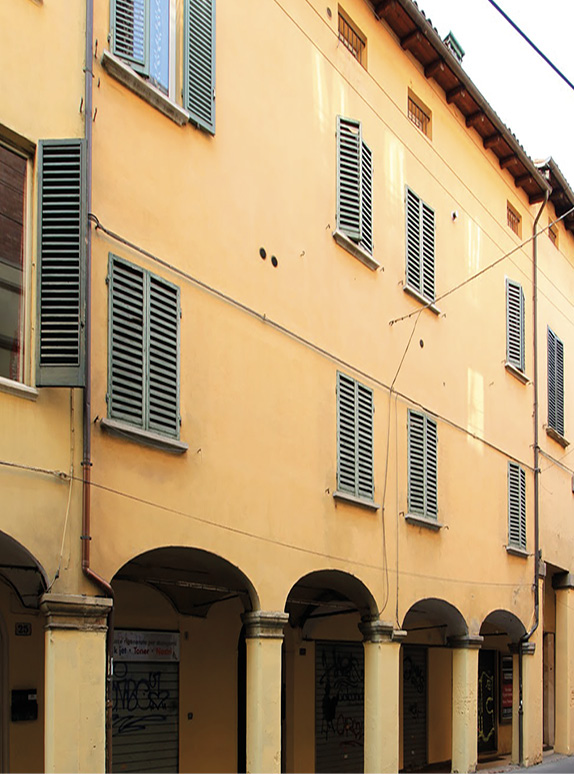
(148, 274), (180, 437)
(406, 188), (421, 292)
(337, 117), (361, 243)
(112, 0), (148, 72)
(37, 140), (85, 387)
(548, 327), (564, 436)
(508, 462), (526, 549)
(109, 256), (146, 428)
(506, 279), (525, 371)
(184, 0), (216, 134)
(359, 140), (373, 255)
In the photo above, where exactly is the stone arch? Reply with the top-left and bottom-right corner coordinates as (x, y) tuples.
(480, 609), (527, 643)
(402, 597), (469, 641)
(0, 530), (48, 609)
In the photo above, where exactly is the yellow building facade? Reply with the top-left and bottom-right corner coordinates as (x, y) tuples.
(0, 0), (573, 772)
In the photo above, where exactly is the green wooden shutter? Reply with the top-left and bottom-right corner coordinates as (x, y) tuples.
(37, 140), (85, 387)
(408, 411), (437, 518)
(506, 279), (524, 371)
(337, 117), (361, 243)
(548, 327), (564, 436)
(421, 202), (435, 301)
(148, 274), (180, 437)
(184, 0), (216, 134)
(357, 382), (374, 500)
(111, 0), (148, 73)
(508, 462), (526, 549)
(406, 187), (421, 293)
(109, 256), (145, 427)
(337, 372), (357, 494)
(360, 140), (373, 255)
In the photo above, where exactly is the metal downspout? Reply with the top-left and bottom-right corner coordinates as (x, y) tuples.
(83, 3), (115, 771)
(518, 191), (548, 765)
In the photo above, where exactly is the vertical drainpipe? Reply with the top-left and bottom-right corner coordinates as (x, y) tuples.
(83, 2), (115, 771)
(518, 190), (548, 765)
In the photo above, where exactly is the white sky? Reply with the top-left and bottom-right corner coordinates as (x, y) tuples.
(415, 0), (574, 187)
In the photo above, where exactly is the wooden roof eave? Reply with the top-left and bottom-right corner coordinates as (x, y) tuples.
(536, 158), (574, 236)
(372, 0), (550, 204)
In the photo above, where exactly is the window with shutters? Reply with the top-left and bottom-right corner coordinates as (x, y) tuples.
(507, 462), (526, 551)
(335, 372), (375, 505)
(0, 142), (27, 384)
(405, 187), (436, 305)
(407, 411), (438, 520)
(547, 327), (566, 444)
(505, 278), (525, 377)
(104, 0), (215, 133)
(334, 116), (378, 270)
(107, 254), (182, 442)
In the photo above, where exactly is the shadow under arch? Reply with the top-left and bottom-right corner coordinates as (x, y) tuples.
(285, 568), (379, 629)
(402, 597), (469, 641)
(480, 609), (527, 643)
(0, 530), (48, 609)
(112, 545), (259, 616)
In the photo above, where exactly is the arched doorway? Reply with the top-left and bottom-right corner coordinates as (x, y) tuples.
(401, 598), (468, 772)
(283, 569), (378, 774)
(111, 547), (258, 774)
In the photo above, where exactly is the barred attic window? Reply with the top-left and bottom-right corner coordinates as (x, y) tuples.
(548, 218), (559, 247)
(507, 202), (521, 236)
(408, 93), (432, 138)
(338, 10), (366, 66)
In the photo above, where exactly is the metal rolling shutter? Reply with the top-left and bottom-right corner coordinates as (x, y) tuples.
(315, 641), (364, 773)
(112, 660), (179, 773)
(403, 645), (427, 771)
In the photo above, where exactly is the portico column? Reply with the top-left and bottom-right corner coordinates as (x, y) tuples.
(359, 620), (406, 773)
(554, 574), (574, 754)
(449, 635), (482, 774)
(41, 593), (112, 773)
(242, 611), (288, 774)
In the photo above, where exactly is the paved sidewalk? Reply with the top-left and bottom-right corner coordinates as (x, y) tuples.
(477, 749), (573, 773)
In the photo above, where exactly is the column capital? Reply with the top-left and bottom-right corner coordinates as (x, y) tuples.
(242, 611), (289, 640)
(447, 634), (483, 650)
(41, 593), (112, 632)
(359, 619), (407, 643)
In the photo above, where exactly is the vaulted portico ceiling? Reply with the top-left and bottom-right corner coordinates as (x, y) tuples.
(372, 0), (551, 205)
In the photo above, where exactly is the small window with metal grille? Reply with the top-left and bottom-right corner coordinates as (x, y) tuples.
(507, 202), (521, 236)
(407, 91), (432, 138)
(338, 9), (366, 67)
(548, 217), (559, 248)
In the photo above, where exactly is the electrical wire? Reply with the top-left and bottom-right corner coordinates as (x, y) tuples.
(485, 0), (574, 93)
(0, 457), (533, 590)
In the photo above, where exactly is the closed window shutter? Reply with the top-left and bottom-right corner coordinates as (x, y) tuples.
(356, 383), (374, 500)
(184, 0), (216, 134)
(37, 140), (85, 387)
(408, 411), (425, 515)
(408, 411), (437, 518)
(148, 274), (180, 436)
(337, 117), (361, 243)
(337, 372), (358, 494)
(506, 279), (525, 371)
(508, 462), (526, 549)
(421, 203), (435, 301)
(337, 373), (374, 499)
(548, 327), (565, 436)
(406, 188), (421, 293)
(109, 257), (146, 427)
(112, 0), (148, 72)
(360, 140), (373, 255)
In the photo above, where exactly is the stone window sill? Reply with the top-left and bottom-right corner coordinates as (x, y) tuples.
(332, 230), (380, 271)
(405, 512), (442, 531)
(505, 362), (529, 384)
(0, 376), (38, 401)
(100, 417), (188, 454)
(333, 490), (380, 511)
(101, 50), (189, 127)
(506, 544), (529, 558)
(546, 426), (569, 448)
(403, 285), (440, 314)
